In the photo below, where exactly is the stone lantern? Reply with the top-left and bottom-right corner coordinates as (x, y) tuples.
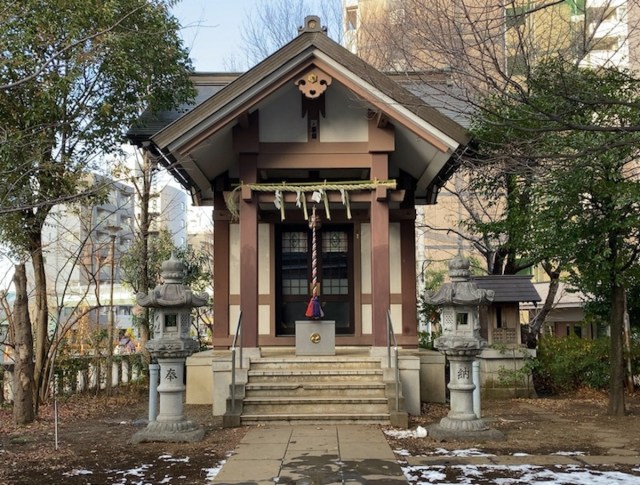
(425, 253), (502, 440)
(132, 253), (208, 443)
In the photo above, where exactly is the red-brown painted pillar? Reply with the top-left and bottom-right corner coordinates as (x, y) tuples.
(239, 154), (259, 348)
(212, 197), (230, 344)
(401, 217), (418, 340)
(371, 153), (390, 346)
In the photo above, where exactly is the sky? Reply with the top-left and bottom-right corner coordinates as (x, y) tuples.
(171, 0), (256, 71)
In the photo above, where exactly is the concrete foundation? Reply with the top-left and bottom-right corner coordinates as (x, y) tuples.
(478, 348), (537, 399)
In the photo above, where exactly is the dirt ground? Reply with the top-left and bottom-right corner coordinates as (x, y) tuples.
(394, 388), (640, 456)
(1, 387), (639, 484)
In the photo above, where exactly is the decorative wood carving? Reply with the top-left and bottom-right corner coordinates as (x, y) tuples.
(295, 67), (332, 99)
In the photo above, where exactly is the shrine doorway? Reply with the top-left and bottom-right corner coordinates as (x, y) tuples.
(275, 224), (354, 335)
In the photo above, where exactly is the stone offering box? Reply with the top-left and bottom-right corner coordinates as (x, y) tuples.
(295, 320), (336, 355)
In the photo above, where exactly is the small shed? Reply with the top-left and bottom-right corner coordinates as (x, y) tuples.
(472, 275), (541, 346)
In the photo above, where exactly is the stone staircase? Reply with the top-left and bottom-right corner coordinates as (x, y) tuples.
(227, 354), (406, 426)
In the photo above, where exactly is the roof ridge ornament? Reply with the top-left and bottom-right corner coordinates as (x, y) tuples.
(298, 15), (327, 35)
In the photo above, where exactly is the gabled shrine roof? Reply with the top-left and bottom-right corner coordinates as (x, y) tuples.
(128, 18), (472, 206)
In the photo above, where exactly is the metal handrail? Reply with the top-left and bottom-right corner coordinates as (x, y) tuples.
(386, 309), (400, 412)
(230, 311), (243, 413)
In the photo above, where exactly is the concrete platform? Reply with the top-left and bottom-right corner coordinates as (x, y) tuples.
(212, 424), (407, 484)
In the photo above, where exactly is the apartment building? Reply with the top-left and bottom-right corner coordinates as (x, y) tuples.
(41, 176), (136, 344)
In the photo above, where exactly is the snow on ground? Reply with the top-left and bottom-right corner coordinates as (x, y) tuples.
(57, 449), (640, 484)
(385, 428), (420, 439)
(403, 463), (640, 484)
(203, 459), (226, 482)
(394, 448), (640, 484)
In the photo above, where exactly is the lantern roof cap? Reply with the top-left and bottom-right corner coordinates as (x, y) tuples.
(137, 254), (208, 309)
(424, 253), (494, 306)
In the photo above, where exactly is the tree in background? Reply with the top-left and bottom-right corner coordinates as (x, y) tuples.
(237, 0), (343, 69)
(347, 1), (640, 414)
(120, 228), (211, 345)
(0, 0), (194, 422)
(472, 58), (640, 415)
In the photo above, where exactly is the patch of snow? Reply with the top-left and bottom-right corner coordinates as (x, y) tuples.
(403, 465), (447, 482)
(394, 448), (411, 456)
(203, 460), (225, 482)
(384, 429), (418, 439)
(551, 451), (586, 456)
(63, 469), (93, 477)
(432, 448), (496, 457)
(512, 452), (530, 456)
(401, 463), (640, 484)
(158, 454), (190, 463)
(111, 463), (152, 482)
(158, 476), (172, 484)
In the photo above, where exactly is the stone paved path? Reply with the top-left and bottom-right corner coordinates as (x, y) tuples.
(212, 424), (407, 484)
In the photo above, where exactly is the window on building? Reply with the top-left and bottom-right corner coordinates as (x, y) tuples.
(592, 36), (618, 51)
(345, 6), (357, 31)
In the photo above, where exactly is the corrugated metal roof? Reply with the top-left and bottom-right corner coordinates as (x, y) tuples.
(472, 275), (541, 303)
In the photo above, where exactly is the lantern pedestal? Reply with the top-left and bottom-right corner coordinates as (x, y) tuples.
(295, 320), (335, 355)
(428, 346), (503, 441)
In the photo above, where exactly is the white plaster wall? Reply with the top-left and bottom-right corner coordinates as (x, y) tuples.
(321, 83), (369, 142)
(259, 85), (308, 142)
(362, 303), (372, 335)
(229, 224), (240, 294)
(390, 304), (403, 334)
(389, 223), (402, 293)
(258, 305), (271, 335)
(229, 304), (241, 336)
(258, 223), (270, 294)
(360, 223), (371, 294)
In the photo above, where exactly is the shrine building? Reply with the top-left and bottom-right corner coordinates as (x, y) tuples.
(129, 16), (471, 422)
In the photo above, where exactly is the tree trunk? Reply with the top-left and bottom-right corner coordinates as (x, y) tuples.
(13, 264), (35, 425)
(137, 151), (152, 362)
(31, 240), (50, 408)
(608, 282), (626, 416)
(526, 264), (561, 347)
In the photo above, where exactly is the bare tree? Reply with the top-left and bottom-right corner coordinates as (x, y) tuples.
(238, 0), (343, 68)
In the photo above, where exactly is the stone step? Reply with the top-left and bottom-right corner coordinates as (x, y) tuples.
(244, 381), (386, 398)
(240, 412), (390, 426)
(241, 396), (390, 414)
(247, 369), (384, 383)
(250, 357), (382, 371)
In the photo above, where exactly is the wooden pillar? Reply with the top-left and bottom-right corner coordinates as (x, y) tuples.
(401, 217), (418, 340)
(370, 153), (390, 346)
(212, 196), (229, 343)
(239, 154), (259, 348)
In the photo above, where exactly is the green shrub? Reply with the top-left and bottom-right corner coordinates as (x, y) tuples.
(536, 336), (611, 393)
